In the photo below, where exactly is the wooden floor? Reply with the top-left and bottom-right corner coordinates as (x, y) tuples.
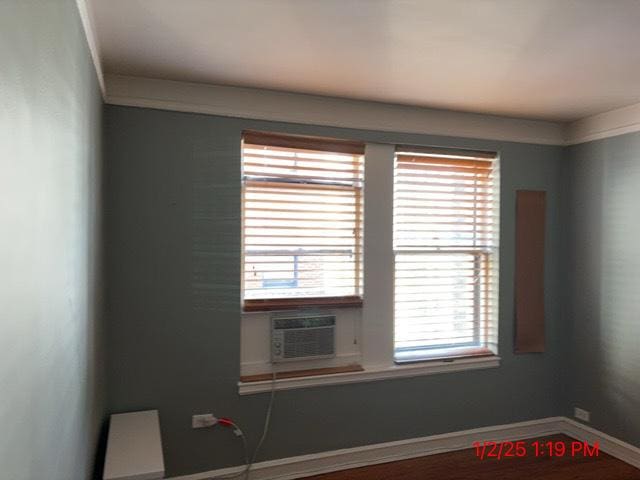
(303, 435), (640, 480)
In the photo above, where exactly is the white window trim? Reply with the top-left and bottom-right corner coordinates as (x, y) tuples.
(238, 355), (501, 395)
(391, 151), (500, 362)
(361, 143), (396, 367)
(239, 142), (501, 394)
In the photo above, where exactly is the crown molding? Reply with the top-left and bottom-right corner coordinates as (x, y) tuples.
(75, 0), (105, 96)
(102, 74), (640, 145)
(566, 101), (640, 145)
(74, 4), (640, 147)
(104, 74), (567, 145)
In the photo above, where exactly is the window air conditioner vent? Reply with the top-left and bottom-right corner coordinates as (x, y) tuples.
(271, 314), (336, 363)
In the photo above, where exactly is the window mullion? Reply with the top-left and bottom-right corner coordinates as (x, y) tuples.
(361, 143), (396, 368)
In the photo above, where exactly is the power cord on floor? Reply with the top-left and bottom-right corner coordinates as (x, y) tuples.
(208, 371), (277, 480)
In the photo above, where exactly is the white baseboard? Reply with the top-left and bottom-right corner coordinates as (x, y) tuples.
(169, 416), (640, 479)
(562, 417), (640, 469)
(169, 417), (570, 480)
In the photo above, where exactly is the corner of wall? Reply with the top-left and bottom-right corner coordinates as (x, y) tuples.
(75, 0), (106, 97)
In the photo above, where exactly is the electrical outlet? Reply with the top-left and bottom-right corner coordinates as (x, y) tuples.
(192, 414), (218, 428)
(574, 407), (590, 422)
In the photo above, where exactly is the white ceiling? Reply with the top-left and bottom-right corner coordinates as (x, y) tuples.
(90, 0), (640, 122)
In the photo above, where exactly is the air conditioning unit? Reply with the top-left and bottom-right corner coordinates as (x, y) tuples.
(271, 314), (336, 363)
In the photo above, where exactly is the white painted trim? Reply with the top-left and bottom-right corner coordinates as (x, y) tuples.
(361, 144), (396, 368)
(566, 101), (640, 145)
(166, 417), (640, 480)
(240, 309), (362, 377)
(167, 417), (566, 480)
(238, 355), (500, 395)
(562, 418), (640, 469)
(75, 0), (105, 96)
(240, 353), (362, 377)
(104, 75), (566, 145)
(99, 71), (640, 146)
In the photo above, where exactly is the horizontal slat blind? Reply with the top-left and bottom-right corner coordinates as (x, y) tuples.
(242, 134), (364, 306)
(393, 148), (499, 361)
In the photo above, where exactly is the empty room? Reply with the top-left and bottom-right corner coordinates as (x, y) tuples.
(3, 0), (640, 479)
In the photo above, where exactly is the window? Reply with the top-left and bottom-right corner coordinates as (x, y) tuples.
(242, 131), (364, 311)
(240, 140), (503, 393)
(393, 147), (499, 362)
(261, 255), (299, 289)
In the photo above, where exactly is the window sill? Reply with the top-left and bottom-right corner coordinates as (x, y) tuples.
(237, 355), (500, 395)
(243, 295), (363, 312)
(394, 346), (495, 364)
(240, 364), (364, 383)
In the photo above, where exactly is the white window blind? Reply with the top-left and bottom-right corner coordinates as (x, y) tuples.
(242, 131), (364, 311)
(393, 147), (499, 362)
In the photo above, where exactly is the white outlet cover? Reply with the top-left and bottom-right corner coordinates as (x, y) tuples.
(192, 414), (217, 428)
(574, 407), (591, 422)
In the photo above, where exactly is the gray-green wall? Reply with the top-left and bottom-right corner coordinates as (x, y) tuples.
(3, 3), (639, 477)
(105, 105), (565, 477)
(0, 1), (105, 479)
(564, 133), (640, 447)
